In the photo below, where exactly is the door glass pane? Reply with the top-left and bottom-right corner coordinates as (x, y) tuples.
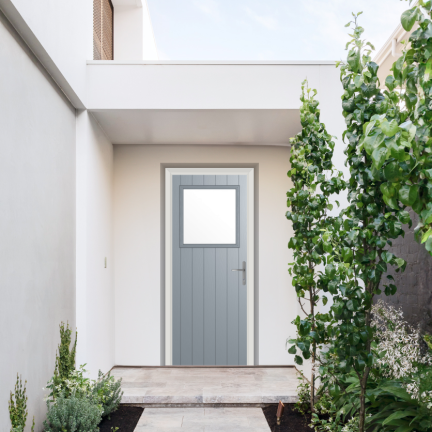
(183, 189), (236, 244)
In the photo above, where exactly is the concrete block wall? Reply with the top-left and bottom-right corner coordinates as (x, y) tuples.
(376, 209), (432, 334)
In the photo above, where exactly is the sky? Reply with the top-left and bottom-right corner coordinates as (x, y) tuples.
(147, 0), (409, 61)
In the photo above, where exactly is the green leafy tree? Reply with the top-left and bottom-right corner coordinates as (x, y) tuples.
(321, 13), (409, 432)
(376, 0), (432, 255)
(286, 80), (345, 411)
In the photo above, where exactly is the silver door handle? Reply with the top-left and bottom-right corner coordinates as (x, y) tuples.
(231, 261), (246, 285)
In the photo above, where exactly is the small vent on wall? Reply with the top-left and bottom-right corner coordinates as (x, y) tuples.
(93, 0), (114, 60)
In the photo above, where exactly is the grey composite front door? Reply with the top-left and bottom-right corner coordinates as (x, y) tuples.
(172, 174), (247, 365)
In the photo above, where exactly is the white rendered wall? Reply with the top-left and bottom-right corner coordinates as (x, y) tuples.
(114, 6), (144, 61)
(76, 111), (114, 378)
(113, 1), (158, 61)
(0, 11), (76, 430)
(142, 0), (158, 60)
(113, 144), (296, 365)
(1, 0), (93, 104)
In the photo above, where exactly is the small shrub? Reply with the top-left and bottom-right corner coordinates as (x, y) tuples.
(91, 370), (123, 417)
(47, 364), (91, 401)
(43, 393), (102, 432)
(48, 323), (77, 400)
(9, 374), (32, 432)
(310, 392), (344, 432)
(294, 378), (311, 416)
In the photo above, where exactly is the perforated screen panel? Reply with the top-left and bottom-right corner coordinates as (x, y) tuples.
(93, 0), (114, 60)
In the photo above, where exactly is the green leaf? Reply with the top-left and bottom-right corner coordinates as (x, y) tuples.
(381, 119), (399, 137)
(364, 132), (385, 155)
(342, 98), (356, 113)
(382, 251), (394, 263)
(405, 93), (418, 111)
(288, 345), (297, 355)
(365, 120), (376, 137)
(399, 185), (419, 206)
(372, 146), (389, 170)
(394, 426), (414, 432)
(398, 210), (411, 225)
(347, 49), (361, 73)
(323, 242), (333, 253)
(341, 247), (353, 263)
(384, 161), (401, 182)
(309, 331), (319, 342)
(325, 264), (336, 279)
(395, 258), (406, 269)
(399, 121), (416, 142)
(421, 228), (432, 244)
(383, 410), (418, 426)
(322, 296), (328, 306)
(379, 383), (411, 401)
(329, 384), (340, 396)
(349, 333), (360, 345)
(299, 320), (312, 336)
(425, 58), (432, 82)
(401, 7), (418, 31)
(294, 355), (303, 365)
(347, 299), (358, 311)
(385, 75), (396, 91)
(389, 141), (407, 162)
(354, 75), (364, 88)
(425, 237), (432, 253)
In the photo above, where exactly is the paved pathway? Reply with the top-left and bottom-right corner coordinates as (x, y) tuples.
(134, 407), (270, 431)
(112, 366), (299, 404)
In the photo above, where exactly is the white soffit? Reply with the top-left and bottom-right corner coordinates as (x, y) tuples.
(90, 109), (300, 145)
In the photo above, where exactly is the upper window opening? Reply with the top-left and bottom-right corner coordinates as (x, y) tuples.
(93, 0), (114, 60)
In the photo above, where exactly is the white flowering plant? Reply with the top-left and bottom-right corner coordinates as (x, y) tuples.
(358, 301), (432, 431)
(46, 364), (92, 401)
(371, 300), (432, 408)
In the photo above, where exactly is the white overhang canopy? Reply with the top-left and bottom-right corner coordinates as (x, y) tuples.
(86, 61), (338, 146)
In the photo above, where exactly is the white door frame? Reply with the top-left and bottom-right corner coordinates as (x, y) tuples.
(165, 167), (255, 365)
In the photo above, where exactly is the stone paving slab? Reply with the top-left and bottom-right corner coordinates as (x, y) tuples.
(113, 367), (299, 405)
(134, 407), (270, 431)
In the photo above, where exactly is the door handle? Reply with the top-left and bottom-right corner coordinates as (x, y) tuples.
(231, 261), (246, 285)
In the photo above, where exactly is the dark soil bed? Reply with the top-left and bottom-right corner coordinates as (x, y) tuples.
(98, 405), (144, 432)
(262, 404), (313, 432)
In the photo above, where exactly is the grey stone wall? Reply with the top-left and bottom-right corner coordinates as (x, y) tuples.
(376, 209), (432, 334)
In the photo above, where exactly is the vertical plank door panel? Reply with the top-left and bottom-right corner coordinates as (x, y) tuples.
(192, 175), (204, 365)
(215, 175), (228, 365)
(203, 174), (216, 365)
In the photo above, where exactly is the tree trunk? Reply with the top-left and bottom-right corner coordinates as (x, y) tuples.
(358, 383), (366, 432)
(309, 280), (315, 413)
(310, 356), (315, 412)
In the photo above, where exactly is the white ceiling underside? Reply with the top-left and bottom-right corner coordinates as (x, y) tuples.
(91, 109), (300, 145)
